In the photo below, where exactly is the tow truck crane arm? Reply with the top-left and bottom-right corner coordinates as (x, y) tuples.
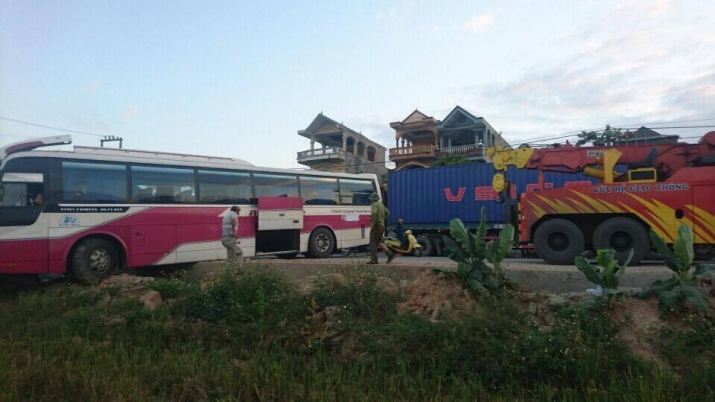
(486, 132), (715, 194)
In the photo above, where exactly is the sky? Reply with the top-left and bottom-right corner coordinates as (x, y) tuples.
(1, 0), (714, 169)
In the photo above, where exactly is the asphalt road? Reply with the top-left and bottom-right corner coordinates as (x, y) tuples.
(194, 254), (675, 294)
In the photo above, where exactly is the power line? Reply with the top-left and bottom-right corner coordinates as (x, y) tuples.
(0, 116), (107, 137)
(514, 117), (715, 145)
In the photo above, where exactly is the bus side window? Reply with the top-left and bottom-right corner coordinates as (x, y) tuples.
(62, 161), (127, 203)
(198, 169), (253, 204)
(338, 179), (374, 205)
(299, 176), (339, 205)
(131, 165), (194, 204)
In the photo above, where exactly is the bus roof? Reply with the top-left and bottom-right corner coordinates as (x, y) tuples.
(1, 135), (378, 180)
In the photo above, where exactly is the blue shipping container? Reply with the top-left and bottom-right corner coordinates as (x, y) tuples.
(387, 164), (599, 227)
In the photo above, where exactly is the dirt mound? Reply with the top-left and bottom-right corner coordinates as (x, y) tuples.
(98, 273), (162, 310)
(397, 271), (477, 320)
(607, 296), (667, 366)
(296, 272), (399, 296)
(512, 289), (590, 331)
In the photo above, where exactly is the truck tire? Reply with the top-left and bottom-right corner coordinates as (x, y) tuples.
(416, 237), (432, 256)
(308, 227), (334, 258)
(533, 219), (584, 265)
(592, 217), (648, 265)
(695, 247), (715, 261)
(71, 238), (119, 284)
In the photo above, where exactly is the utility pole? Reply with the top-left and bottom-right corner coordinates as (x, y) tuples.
(100, 135), (123, 148)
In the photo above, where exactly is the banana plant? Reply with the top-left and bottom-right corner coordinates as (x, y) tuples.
(433, 207), (515, 296)
(634, 225), (715, 314)
(574, 248), (632, 301)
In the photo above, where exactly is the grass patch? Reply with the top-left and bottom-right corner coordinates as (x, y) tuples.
(0, 267), (713, 401)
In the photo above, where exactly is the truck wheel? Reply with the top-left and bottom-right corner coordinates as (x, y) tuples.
(416, 237), (432, 256)
(308, 227), (334, 258)
(71, 238), (118, 284)
(533, 219), (584, 265)
(695, 247), (715, 261)
(592, 217), (648, 265)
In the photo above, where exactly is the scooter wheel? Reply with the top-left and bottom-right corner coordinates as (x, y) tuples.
(413, 248), (423, 257)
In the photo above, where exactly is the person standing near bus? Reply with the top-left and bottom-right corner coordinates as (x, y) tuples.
(221, 205), (243, 268)
(368, 192), (395, 264)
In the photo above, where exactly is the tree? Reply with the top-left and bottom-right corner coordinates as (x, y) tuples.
(433, 153), (472, 167)
(576, 125), (629, 147)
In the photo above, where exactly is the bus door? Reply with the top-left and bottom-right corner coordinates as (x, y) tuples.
(0, 172), (49, 273)
(255, 196), (303, 255)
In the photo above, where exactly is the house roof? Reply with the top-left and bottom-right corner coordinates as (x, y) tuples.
(390, 109), (440, 128)
(622, 126), (679, 144)
(298, 113), (386, 150)
(437, 105), (485, 130)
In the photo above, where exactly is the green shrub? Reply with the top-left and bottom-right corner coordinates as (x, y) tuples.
(180, 267), (305, 345)
(434, 207), (514, 296)
(575, 248), (632, 302)
(634, 225), (715, 314)
(307, 271), (400, 321)
(149, 277), (200, 299)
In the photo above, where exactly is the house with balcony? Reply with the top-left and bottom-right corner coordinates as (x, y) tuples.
(389, 106), (510, 170)
(297, 113), (387, 178)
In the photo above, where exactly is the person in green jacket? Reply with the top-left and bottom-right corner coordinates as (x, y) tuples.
(368, 192), (395, 264)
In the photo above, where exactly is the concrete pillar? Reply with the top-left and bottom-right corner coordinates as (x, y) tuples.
(342, 136), (347, 151)
(310, 138), (315, 151)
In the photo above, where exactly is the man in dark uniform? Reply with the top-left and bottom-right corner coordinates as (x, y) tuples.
(368, 192), (395, 264)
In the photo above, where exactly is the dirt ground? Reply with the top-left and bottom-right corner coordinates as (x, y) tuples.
(187, 255), (675, 294)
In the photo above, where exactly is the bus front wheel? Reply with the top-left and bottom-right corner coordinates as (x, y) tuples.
(71, 238), (119, 284)
(308, 227), (335, 258)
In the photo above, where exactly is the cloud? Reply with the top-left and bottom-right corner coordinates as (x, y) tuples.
(84, 80), (102, 94)
(374, 7), (397, 22)
(444, 5), (715, 146)
(463, 14), (494, 33)
(432, 25), (441, 33)
(119, 106), (142, 122)
(647, 0), (670, 16)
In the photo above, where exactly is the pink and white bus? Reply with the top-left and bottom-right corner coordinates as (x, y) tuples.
(0, 136), (380, 282)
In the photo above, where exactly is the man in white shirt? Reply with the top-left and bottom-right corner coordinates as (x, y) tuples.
(221, 205), (243, 268)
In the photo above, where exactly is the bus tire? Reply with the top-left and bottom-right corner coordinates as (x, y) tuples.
(308, 227), (334, 258)
(71, 238), (119, 284)
(533, 219), (584, 265)
(416, 237), (432, 256)
(592, 217), (648, 266)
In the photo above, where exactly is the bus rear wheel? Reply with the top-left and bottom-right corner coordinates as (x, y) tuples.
(71, 238), (119, 284)
(533, 219), (584, 265)
(308, 227), (334, 258)
(592, 217), (648, 265)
